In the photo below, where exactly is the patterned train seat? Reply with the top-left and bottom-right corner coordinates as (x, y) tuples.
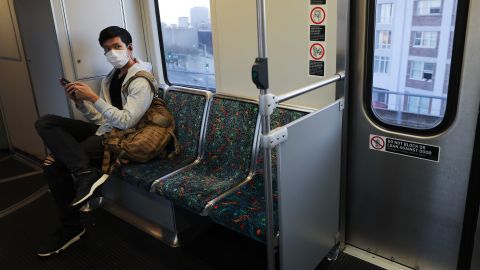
(208, 107), (308, 243)
(119, 89), (209, 191)
(152, 96), (259, 214)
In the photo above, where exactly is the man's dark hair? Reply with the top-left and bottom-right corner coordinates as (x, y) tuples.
(98, 26), (132, 47)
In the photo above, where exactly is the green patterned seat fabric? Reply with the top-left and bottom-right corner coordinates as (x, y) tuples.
(209, 174), (275, 243)
(208, 108), (307, 243)
(254, 108), (308, 172)
(119, 91), (207, 191)
(153, 97), (259, 214)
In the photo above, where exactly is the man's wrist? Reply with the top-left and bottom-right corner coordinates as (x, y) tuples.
(90, 94), (99, 103)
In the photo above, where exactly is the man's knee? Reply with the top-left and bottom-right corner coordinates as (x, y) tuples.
(35, 114), (62, 133)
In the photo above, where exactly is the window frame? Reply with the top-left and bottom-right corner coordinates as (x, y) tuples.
(409, 61), (434, 81)
(376, 3), (394, 24)
(413, 31), (438, 48)
(364, 0), (470, 135)
(374, 55), (390, 74)
(376, 30), (392, 49)
(153, 0), (216, 91)
(409, 61), (423, 80)
(416, 0), (442, 16)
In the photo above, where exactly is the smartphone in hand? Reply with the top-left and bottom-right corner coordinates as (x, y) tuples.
(60, 77), (71, 86)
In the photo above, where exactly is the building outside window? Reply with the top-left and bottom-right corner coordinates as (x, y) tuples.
(372, 88), (389, 109)
(157, 0), (216, 90)
(409, 61), (434, 81)
(416, 0), (442, 15)
(413, 31), (438, 48)
(372, 0), (457, 130)
(377, 3), (394, 24)
(376, 30), (392, 49)
(406, 96), (431, 114)
(374, 56), (390, 74)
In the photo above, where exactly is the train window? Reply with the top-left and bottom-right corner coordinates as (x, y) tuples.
(416, 0), (442, 15)
(156, 0), (216, 90)
(375, 30), (392, 49)
(376, 3), (394, 24)
(368, 0), (460, 130)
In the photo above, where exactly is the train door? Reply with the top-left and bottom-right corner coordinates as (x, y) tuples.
(13, 0), (70, 118)
(347, 1), (480, 270)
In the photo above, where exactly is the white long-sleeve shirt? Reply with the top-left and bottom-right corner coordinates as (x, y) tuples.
(77, 59), (156, 135)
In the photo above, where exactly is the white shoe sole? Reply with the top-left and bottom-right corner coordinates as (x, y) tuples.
(71, 174), (109, 207)
(37, 228), (86, 257)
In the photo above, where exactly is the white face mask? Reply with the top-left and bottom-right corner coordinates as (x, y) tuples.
(105, 49), (130, 69)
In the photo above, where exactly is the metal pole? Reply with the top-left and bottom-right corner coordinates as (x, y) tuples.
(254, 0), (275, 269)
(256, 0), (268, 60)
(277, 72), (345, 103)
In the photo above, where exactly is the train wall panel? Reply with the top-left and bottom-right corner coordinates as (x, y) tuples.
(211, 0), (337, 109)
(0, 0), (44, 158)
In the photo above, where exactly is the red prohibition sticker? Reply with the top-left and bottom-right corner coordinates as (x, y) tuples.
(310, 7), (326, 25)
(310, 43), (325, 60)
(370, 136), (385, 150)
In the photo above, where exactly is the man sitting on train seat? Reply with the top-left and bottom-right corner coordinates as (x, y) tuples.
(34, 26), (156, 257)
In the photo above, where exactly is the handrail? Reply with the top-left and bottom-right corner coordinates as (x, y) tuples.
(277, 72), (345, 103)
(372, 89), (447, 100)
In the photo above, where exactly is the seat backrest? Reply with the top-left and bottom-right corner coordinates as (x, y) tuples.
(202, 96), (259, 172)
(165, 89), (209, 159)
(255, 107), (308, 172)
(157, 88), (165, 99)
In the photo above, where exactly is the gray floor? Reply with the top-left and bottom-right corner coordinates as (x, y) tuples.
(0, 153), (384, 270)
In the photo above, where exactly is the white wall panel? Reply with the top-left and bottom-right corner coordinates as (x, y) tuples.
(0, 0), (44, 158)
(124, 0), (148, 64)
(63, 0), (125, 80)
(211, 0), (337, 109)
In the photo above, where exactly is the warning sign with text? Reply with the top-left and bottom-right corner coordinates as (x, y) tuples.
(369, 135), (440, 162)
(308, 1), (327, 77)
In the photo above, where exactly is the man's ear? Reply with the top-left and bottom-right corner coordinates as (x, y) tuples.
(127, 44), (133, 51)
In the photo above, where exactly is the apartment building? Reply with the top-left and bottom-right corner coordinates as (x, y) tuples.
(372, 0), (457, 127)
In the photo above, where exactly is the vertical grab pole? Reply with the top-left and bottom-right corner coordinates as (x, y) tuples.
(252, 0), (275, 269)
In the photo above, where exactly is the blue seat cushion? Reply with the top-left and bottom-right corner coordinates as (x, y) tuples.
(154, 163), (250, 213)
(153, 97), (259, 214)
(119, 154), (196, 191)
(209, 107), (307, 242)
(208, 174), (277, 243)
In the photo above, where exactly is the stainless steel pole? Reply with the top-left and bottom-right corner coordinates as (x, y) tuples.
(277, 72), (345, 103)
(256, 0), (267, 60)
(254, 0), (275, 269)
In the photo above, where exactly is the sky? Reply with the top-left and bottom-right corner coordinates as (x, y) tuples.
(158, 0), (211, 25)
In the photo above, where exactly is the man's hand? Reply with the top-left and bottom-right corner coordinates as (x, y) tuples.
(60, 79), (81, 104)
(65, 82), (99, 103)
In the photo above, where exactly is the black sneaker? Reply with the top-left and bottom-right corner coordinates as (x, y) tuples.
(70, 170), (109, 207)
(37, 226), (85, 257)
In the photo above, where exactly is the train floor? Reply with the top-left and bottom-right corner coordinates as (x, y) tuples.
(0, 152), (385, 270)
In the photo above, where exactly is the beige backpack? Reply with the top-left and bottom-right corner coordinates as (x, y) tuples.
(101, 71), (180, 174)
